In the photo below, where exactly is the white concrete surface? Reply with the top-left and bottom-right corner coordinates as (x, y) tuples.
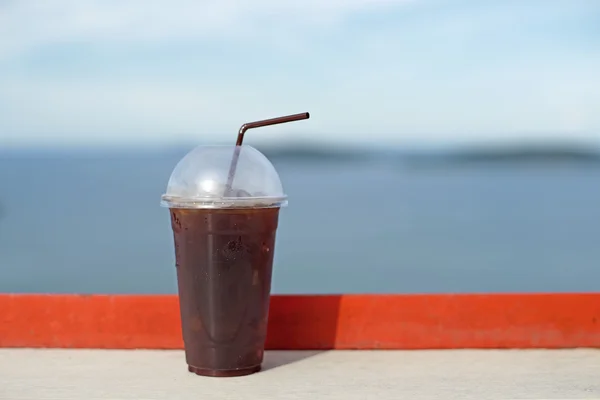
(1, 349), (599, 399)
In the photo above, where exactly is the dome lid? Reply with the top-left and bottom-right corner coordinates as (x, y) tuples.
(161, 145), (286, 209)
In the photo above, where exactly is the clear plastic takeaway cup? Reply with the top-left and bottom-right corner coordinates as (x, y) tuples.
(160, 145), (287, 377)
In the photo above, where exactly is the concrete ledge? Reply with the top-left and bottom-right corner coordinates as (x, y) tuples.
(1, 349), (599, 399)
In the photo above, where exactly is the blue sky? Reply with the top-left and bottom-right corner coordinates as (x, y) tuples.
(0, 0), (599, 148)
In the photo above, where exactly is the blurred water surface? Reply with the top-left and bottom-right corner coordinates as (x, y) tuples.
(1, 148), (599, 294)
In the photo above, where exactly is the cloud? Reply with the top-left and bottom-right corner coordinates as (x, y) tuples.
(0, 0), (409, 58)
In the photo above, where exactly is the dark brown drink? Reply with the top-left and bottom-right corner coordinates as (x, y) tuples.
(162, 114), (309, 376)
(170, 206), (279, 377)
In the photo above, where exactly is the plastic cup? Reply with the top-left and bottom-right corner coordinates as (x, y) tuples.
(161, 145), (287, 377)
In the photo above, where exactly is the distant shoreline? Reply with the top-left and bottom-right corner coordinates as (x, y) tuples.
(3, 143), (600, 165)
(261, 144), (600, 165)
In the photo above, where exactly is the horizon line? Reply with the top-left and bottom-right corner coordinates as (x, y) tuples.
(2, 139), (600, 154)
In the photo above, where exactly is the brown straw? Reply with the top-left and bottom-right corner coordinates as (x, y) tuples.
(224, 112), (310, 196)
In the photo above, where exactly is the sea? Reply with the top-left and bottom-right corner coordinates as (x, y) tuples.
(1, 145), (599, 294)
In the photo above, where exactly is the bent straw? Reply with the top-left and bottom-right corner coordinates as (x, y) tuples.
(224, 112), (310, 196)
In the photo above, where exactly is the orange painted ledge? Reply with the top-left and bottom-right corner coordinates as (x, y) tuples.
(1, 293), (599, 350)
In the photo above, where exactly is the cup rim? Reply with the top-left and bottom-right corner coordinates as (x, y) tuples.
(160, 194), (288, 209)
